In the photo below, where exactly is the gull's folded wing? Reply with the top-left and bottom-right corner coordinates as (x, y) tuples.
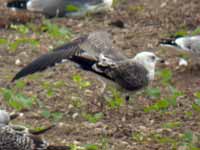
(102, 61), (149, 90)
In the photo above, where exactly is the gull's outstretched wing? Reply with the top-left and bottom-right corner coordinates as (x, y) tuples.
(12, 37), (87, 82)
(12, 31), (127, 82)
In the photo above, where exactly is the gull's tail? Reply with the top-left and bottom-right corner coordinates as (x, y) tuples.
(6, 0), (28, 9)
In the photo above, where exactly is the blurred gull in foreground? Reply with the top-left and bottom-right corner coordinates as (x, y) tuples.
(0, 109), (70, 150)
(6, 0), (113, 17)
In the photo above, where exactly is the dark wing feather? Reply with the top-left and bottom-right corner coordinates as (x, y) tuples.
(12, 36), (89, 82)
(12, 48), (82, 82)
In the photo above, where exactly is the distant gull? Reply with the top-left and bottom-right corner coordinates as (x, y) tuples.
(12, 31), (163, 91)
(0, 109), (70, 150)
(160, 35), (200, 55)
(6, 0), (113, 17)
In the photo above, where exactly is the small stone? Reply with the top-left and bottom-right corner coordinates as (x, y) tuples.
(72, 113), (79, 119)
(58, 122), (64, 127)
(15, 59), (21, 65)
(179, 58), (188, 66)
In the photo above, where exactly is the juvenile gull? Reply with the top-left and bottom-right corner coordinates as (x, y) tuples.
(0, 109), (70, 150)
(12, 31), (162, 91)
(6, 0), (113, 17)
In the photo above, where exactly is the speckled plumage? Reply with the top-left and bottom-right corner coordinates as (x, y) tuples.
(102, 61), (149, 90)
(0, 125), (46, 150)
(0, 125), (71, 150)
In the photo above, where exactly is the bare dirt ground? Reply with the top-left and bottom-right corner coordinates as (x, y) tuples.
(0, 0), (200, 149)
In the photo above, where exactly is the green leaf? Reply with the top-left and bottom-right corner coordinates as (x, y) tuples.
(158, 69), (172, 84)
(15, 80), (26, 89)
(66, 5), (79, 12)
(73, 74), (91, 89)
(163, 121), (182, 129)
(192, 27), (200, 35)
(10, 24), (29, 34)
(194, 99), (200, 106)
(145, 88), (161, 99)
(194, 91), (200, 99)
(41, 110), (51, 119)
(144, 99), (170, 112)
(84, 144), (99, 150)
(51, 112), (63, 122)
(1, 88), (35, 111)
(0, 38), (8, 45)
(83, 112), (103, 123)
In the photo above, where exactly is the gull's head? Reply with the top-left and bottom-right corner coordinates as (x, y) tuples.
(133, 51), (161, 80)
(0, 110), (10, 127)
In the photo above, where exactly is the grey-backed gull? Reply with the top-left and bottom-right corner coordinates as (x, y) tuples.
(6, 0), (113, 17)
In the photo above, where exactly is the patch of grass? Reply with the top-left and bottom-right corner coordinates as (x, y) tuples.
(0, 88), (36, 111)
(191, 26), (200, 35)
(8, 38), (39, 52)
(128, 5), (144, 12)
(167, 86), (183, 106)
(145, 88), (161, 99)
(42, 81), (55, 97)
(41, 20), (72, 40)
(83, 112), (103, 123)
(99, 137), (109, 150)
(144, 99), (170, 112)
(132, 132), (144, 142)
(157, 68), (172, 85)
(163, 121), (182, 129)
(14, 80), (26, 90)
(10, 24), (30, 34)
(151, 133), (177, 145)
(192, 91), (200, 112)
(71, 96), (83, 108)
(0, 38), (8, 45)
(73, 74), (91, 89)
(173, 29), (188, 37)
(70, 144), (99, 150)
(66, 4), (79, 12)
(84, 144), (99, 150)
(144, 87), (183, 112)
(179, 131), (200, 149)
(106, 87), (124, 109)
(41, 109), (63, 122)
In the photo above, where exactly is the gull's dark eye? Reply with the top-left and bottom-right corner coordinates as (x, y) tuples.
(151, 55), (156, 61)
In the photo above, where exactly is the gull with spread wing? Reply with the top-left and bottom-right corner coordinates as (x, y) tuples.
(12, 31), (163, 91)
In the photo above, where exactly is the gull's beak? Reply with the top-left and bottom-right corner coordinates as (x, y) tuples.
(156, 57), (165, 63)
